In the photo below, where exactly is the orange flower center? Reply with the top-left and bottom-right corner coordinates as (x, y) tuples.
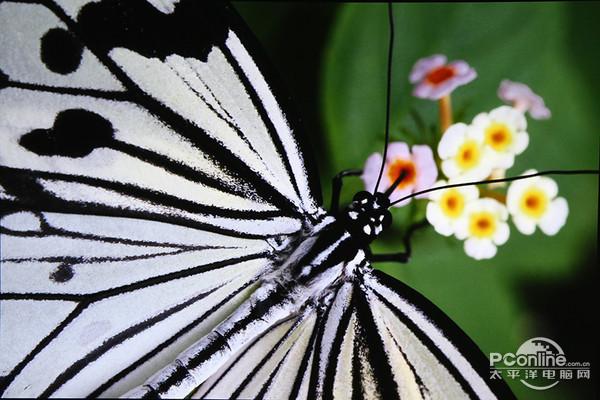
(469, 211), (497, 238)
(426, 66), (456, 85)
(387, 159), (417, 189)
(484, 122), (513, 151)
(519, 187), (549, 218)
(440, 189), (465, 218)
(455, 140), (481, 170)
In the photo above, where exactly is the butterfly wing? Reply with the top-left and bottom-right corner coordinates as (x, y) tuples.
(192, 266), (514, 400)
(0, 0), (322, 397)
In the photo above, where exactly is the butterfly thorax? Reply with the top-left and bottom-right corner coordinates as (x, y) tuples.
(260, 191), (393, 299)
(340, 191), (392, 245)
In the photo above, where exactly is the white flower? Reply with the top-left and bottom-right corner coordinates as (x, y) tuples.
(426, 180), (479, 236)
(506, 170), (568, 235)
(455, 198), (510, 260)
(471, 106), (529, 169)
(438, 123), (495, 182)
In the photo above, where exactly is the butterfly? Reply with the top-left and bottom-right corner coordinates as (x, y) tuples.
(0, 1), (523, 398)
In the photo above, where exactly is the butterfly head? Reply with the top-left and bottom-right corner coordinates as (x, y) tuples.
(342, 191), (392, 243)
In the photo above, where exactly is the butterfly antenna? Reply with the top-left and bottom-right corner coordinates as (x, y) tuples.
(384, 170), (407, 197)
(388, 169), (599, 207)
(373, 2), (395, 194)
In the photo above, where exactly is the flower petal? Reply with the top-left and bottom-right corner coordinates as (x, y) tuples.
(537, 176), (559, 199)
(412, 145), (438, 193)
(498, 80), (551, 120)
(512, 214), (536, 235)
(490, 106), (527, 131)
(513, 131), (529, 154)
(409, 54), (446, 83)
(428, 180), (448, 201)
(493, 222), (510, 245)
(492, 152), (515, 170)
(441, 159), (462, 179)
(389, 186), (413, 207)
(538, 197), (568, 235)
(413, 82), (435, 99)
(438, 123), (468, 158)
(426, 203), (454, 236)
(387, 142), (411, 162)
(361, 153), (383, 193)
(460, 184), (480, 201)
(464, 238), (497, 260)
(530, 101), (551, 119)
(454, 217), (470, 240)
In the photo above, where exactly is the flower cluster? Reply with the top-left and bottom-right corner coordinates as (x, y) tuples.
(439, 105), (528, 182)
(362, 54), (568, 260)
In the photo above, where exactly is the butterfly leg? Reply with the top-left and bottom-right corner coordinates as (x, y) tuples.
(368, 220), (428, 263)
(330, 169), (363, 213)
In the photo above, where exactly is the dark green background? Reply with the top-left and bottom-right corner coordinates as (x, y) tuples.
(234, 2), (599, 399)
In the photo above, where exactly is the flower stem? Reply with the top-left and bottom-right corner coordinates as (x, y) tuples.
(439, 95), (452, 135)
(480, 189), (507, 204)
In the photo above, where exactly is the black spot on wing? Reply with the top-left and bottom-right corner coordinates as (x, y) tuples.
(49, 264), (74, 283)
(77, 0), (230, 62)
(40, 28), (84, 74)
(19, 109), (114, 158)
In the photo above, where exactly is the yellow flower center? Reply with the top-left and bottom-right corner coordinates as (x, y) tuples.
(519, 187), (549, 218)
(455, 140), (481, 170)
(485, 122), (513, 151)
(440, 189), (465, 218)
(469, 211), (497, 238)
(387, 159), (417, 189)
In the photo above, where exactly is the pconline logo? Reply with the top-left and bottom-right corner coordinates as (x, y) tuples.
(489, 337), (591, 390)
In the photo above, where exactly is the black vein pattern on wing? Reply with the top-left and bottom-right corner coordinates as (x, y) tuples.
(0, 251), (268, 395)
(353, 279), (400, 399)
(37, 284), (221, 397)
(144, 227), (352, 397)
(320, 288), (354, 400)
(0, 167), (295, 239)
(1, 212), (226, 251)
(218, 44), (304, 207)
(384, 325), (430, 398)
(198, 313), (301, 398)
(223, 3), (323, 205)
(89, 279), (258, 398)
(287, 304), (322, 399)
(41, 0), (309, 214)
(0, 252), (267, 302)
(37, 280), (242, 397)
(228, 314), (304, 399)
(370, 270), (516, 399)
(306, 286), (338, 399)
(252, 330), (299, 400)
(0, 1), (306, 217)
(0, 1), (329, 397)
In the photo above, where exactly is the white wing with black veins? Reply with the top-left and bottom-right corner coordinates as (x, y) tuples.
(0, 0), (323, 397)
